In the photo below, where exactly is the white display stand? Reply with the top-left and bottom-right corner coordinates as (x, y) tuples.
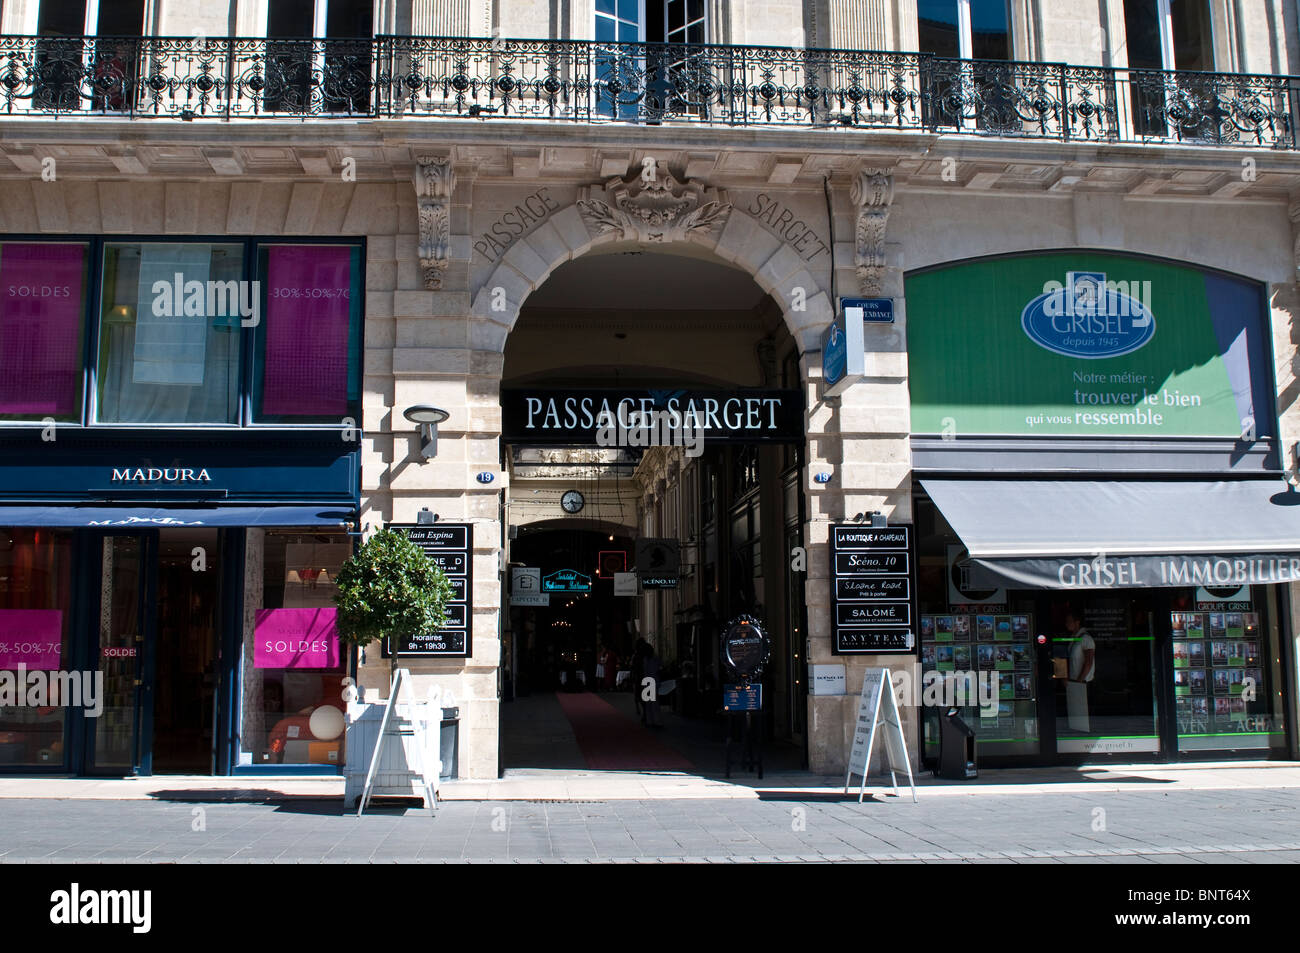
(844, 667), (917, 803)
(344, 669), (442, 814)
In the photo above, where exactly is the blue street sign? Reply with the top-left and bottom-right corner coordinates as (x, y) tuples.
(840, 297), (894, 324)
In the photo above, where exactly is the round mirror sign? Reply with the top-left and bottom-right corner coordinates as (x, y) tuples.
(722, 614), (770, 679)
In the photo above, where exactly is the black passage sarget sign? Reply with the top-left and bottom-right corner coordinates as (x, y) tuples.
(385, 523), (473, 658)
(831, 524), (917, 655)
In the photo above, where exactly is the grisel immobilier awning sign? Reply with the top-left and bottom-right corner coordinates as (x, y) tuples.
(500, 388), (803, 444)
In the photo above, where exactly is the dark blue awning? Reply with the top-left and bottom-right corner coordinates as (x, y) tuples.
(0, 505), (354, 528)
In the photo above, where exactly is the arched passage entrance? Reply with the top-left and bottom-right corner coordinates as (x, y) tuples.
(496, 238), (815, 773)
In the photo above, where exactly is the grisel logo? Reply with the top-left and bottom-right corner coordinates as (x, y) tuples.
(1022, 271), (1155, 359)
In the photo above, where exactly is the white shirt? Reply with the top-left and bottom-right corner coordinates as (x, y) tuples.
(1069, 629), (1096, 682)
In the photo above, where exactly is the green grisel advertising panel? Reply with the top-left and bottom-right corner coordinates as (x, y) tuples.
(906, 252), (1271, 437)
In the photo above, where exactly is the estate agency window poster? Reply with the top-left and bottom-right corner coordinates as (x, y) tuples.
(1170, 601), (1285, 751)
(905, 252), (1270, 438)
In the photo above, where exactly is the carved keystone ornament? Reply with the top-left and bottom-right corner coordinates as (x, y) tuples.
(578, 159), (731, 243)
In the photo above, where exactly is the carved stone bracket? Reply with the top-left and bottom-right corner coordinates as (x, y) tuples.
(850, 167), (894, 296)
(577, 160), (731, 243)
(415, 155), (455, 290)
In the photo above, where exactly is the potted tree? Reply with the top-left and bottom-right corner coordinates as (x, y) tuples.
(334, 526), (455, 683)
(334, 527), (456, 807)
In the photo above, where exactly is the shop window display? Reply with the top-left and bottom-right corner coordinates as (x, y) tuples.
(1170, 588), (1288, 752)
(0, 242), (88, 422)
(241, 530), (352, 768)
(918, 502), (1041, 757)
(0, 530), (73, 766)
(920, 610), (1041, 758)
(1046, 597), (1160, 755)
(254, 244), (362, 423)
(917, 491), (1291, 761)
(97, 243), (244, 424)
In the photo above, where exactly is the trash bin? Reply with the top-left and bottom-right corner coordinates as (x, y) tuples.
(936, 707), (977, 779)
(439, 707), (459, 781)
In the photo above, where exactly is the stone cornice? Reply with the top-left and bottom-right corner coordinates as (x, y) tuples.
(3, 119), (1300, 201)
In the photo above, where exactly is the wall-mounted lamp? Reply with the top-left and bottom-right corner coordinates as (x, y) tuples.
(851, 511), (888, 527)
(417, 507), (439, 525)
(404, 405), (450, 460)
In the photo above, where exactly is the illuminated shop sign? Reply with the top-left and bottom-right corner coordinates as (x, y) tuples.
(543, 569), (591, 592)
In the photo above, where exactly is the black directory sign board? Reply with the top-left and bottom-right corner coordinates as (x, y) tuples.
(384, 523), (473, 658)
(831, 524), (917, 655)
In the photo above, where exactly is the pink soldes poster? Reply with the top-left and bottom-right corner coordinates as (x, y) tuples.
(0, 243), (86, 416)
(262, 245), (353, 417)
(0, 609), (65, 670)
(254, 608), (340, 669)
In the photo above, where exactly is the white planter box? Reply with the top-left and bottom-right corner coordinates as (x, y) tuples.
(343, 696), (442, 809)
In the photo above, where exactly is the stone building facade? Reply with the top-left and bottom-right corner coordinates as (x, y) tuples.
(0, 0), (1298, 778)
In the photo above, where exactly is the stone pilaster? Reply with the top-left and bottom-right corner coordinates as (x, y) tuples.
(805, 170), (913, 775)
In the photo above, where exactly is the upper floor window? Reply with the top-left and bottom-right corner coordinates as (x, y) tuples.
(596, 0), (708, 45)
(0, 243), (88, 422)
(1124, 0), (1214, 71)
(34, 0), (145, 111)
(596, 0), (643, 43)
(0, 238), (362, 428)
(98, 242), (244, 424)
(657, 0), (706, 45)
(917, 0), (1010, 60)
(267, 0), (373, 113)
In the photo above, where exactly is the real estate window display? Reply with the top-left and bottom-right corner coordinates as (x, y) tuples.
(916, 493), (1290, 763)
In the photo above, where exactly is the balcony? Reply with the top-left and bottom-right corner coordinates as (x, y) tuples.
(0, 34), (1294, 149)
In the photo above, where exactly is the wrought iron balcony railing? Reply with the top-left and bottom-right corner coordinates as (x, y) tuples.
(0, 34), (1294, 149)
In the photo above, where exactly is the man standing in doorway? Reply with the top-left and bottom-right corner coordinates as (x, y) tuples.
(1064, 609), (1095, 733)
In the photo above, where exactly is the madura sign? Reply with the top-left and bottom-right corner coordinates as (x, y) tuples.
(907, 252), (1270, 438)
(111, 467), (212, 483)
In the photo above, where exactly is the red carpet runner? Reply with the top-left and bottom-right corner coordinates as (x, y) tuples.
(553, 692), (695, 771)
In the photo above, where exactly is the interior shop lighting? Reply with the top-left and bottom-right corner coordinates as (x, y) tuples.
(404, 405), (450, 460)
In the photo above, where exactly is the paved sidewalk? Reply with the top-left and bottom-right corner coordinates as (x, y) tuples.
(0, 760), (1295, 801)
(0, 784), (1296, 862)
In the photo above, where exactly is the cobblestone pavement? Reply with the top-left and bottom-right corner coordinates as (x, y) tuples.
(0, 785), (1296, 862)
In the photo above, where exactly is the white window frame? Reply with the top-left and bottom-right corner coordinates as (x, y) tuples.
(955, 0), (974, 58)
(1155, 0), (1178, 68)
(596, 0), (646, 43)
(1130, 0), (1215, 71)
(663, 0), (707, 45)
